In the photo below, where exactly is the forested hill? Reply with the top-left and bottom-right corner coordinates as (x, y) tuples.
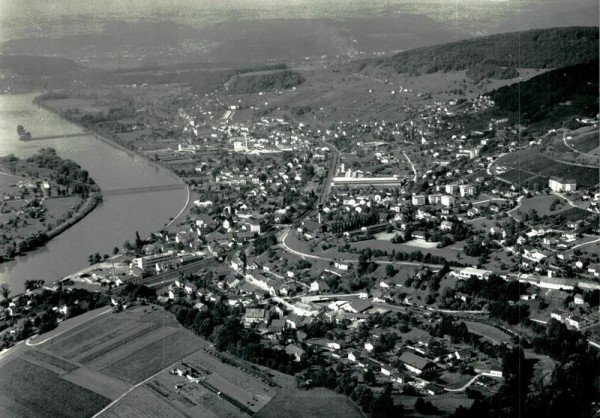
(227, 70), (305, 94)
(488, 60), (599, 123)
(355, 26), (598, 74)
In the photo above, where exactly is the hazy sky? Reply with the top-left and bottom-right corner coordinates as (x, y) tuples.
(0, 0), (597, 43)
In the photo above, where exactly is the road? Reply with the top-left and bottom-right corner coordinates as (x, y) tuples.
(506, 195), (525, 221)
(550, 190), (597, 214)
(403, 150), (417, 182)
(444, 374), (486, 392)
(279, 228), (453, 271)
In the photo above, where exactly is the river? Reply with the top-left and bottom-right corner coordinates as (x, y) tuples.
(0, 93), (188, 292)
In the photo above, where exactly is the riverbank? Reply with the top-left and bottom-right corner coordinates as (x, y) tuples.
(35, 94), (192, 231)
(46, 192), (102, 240)
(0, 93), (192, 291)
(34, 96), (182, 185)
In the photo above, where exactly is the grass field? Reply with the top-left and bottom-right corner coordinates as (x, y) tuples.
(255, 387), (364, 418)
(464, 321), (512, 345)
(0, 357), (110, 418)
(567, 127), (599, 154)
(517, 194), (564, 217)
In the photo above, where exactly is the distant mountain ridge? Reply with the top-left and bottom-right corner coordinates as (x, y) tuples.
(355, 26), (598, 74)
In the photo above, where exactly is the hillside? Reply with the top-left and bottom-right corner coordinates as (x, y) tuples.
(356, 26), (598, 75)
(0, 55), (83, 78)
(489, 61), (599, 123)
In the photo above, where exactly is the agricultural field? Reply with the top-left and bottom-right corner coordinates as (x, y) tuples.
(100, 329), (207, 384)
(255, 387), (364, 418)
(101, 375), (244, 418)
(42, 308), (208, 385)
(0, 306), (221, 417)
(0, 357), (110, 418)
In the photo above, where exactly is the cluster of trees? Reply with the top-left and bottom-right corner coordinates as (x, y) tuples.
(27, 148), (99, 197)
(465, 63), (518, 83)
(340, 245), (468, 268)
(227, 70), (305, 94)
(360, 27), (598, 75)
(454, 275), (530, 324)
(169, 299), (303, 375)
(2, 286), (109, 340)
(328, 210), (380, 234)
(254, 233), (277, 254)
(453, 323), (599, 418)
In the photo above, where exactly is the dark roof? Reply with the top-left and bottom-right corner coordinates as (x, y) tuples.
(399, 352), (431, 370)
(302, 220), (320, 233)
(348, 300), (373, 313)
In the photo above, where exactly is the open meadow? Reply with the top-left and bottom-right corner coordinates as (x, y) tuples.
(255, 387), (364, 418)
(463, 321), (513, 345)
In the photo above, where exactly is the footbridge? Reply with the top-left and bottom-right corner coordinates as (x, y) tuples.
(102, 183), (186, 196)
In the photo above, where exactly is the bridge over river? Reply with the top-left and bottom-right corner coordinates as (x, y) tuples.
(102, 183), (186, 196)
(25, 133), (94, 141)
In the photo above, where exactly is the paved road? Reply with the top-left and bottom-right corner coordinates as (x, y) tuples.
(551, 190), (597, 214)
(279, 228), (453, 271)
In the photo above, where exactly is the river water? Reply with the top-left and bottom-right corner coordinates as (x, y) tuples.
(0, 93), (187, 292)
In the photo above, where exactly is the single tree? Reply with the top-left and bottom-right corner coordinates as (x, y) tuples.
(0, 283), (10, 300)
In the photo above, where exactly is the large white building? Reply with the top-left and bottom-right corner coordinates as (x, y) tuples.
(459, 184), (476, 197)
(412, 195), (426, 206)
(133, 251), (176, 272)
(458, 267), (492, 280)
(549, 177), (576, 192)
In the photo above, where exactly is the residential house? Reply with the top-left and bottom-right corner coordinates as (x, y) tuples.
(244, 308), (266, 325)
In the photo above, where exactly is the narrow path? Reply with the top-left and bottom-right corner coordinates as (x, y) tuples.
(92, 360), (182, 417)
(26, 307), (112, 347)
(563, 134), (596, 158)
(403, 150), (417, 182)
